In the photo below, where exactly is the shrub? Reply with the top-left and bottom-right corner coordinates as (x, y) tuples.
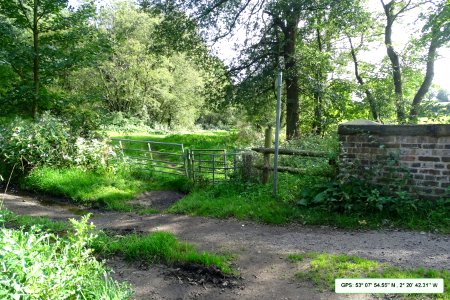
(279, 134), (339, 177)
(298, 174), (418, 216)
(0, 113), (117, 175)
(0, 215), (132, 299)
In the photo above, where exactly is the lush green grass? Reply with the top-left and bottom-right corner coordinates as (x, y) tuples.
(289, 252), (449, 299)
(92, 231), (235, 275)
(22, 166), (190, 211)
(21, 164), (450, 232)
(1, 209), (68, 233)
(19, 130), (449, 233)
(0, 209), (235, 276)
(110, 131), (242, 151)
(0, 215), (132, 299)
(168, 174), (450, 232)
(168, 174), (327, 224)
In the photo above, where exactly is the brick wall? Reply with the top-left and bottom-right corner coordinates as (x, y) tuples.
(338, 123), (450, 199)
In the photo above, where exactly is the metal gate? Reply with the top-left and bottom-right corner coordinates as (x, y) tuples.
(187, 149), (240, 182)
(111, 138), (244, 182)
(111, 138), (187, 176)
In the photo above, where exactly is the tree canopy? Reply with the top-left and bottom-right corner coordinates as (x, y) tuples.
(0, 0), (448, 136)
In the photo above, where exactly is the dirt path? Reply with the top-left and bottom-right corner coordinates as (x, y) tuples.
(2, 193), (449, 300)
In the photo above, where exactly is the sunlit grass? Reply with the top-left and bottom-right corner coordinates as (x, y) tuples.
(1, 209), (68, 233)
(1, 209), (236, 276)
(110, 130), (241, 151)
(92, 231), (236, 275)
(289, 252), (450, 299)
(22, 166), (190, 211)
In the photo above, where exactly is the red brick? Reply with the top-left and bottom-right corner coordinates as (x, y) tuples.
(421, 181), (439, 187)
(418, 156), (440, 162)
(401, 143), (421, 148)
(419, 169), (441, 175)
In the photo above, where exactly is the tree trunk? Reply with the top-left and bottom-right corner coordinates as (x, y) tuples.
(382, 2), (406, 124)
(409, 40), (438, 122)
(32, 0), (39, 119)
(348, 36), (381, 122)
(312, 28), (324, 135)
(283, 23), (300, 140)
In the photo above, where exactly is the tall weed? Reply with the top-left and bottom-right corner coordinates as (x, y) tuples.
(0, 215), (132, 299)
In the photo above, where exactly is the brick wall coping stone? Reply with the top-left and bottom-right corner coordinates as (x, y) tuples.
(338, 123), (450, 137)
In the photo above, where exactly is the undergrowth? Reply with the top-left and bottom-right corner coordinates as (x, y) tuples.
(169, 173), (450, 232)
(0, 214), (132, 299)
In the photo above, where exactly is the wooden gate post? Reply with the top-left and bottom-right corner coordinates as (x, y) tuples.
(241, 152), (254, 181)
(262, 126), (273, 184)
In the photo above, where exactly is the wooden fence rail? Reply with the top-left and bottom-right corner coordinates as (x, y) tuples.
(251, 147), (330, 183)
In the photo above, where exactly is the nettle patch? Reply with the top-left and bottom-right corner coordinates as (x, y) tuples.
(0, 216), (132, 299)
(0, 113), (118, 175)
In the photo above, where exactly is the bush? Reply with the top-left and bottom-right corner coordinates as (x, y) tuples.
(100, 112), (155, 133)
(0, 215), (132, 299)
(0, 113), (117, 175)
(298, 174), (418, 216)
(278, 134), (339, 177)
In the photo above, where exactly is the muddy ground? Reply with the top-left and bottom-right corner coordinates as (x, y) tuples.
(2, 192), (449, 300)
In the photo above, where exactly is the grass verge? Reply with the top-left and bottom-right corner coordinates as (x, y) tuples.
(92, 231), (235, 275)
(168, 174), (327, 224)
(1, 209), (235, 276)
(22, 166), (190, 211)
(289, 252), (449, 299)
(21, 165), (450, 233)
(168, 174), (450, 232)
(1, 209), (68, 233)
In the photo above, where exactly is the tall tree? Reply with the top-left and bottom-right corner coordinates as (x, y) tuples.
(150, 0), (363, 139)
(0, 0), (97, 118)
(0, 0), (65, 118)
(380, 0), (450, 123)
(408, 0), (450, 120)
(75, 2), (216, 129)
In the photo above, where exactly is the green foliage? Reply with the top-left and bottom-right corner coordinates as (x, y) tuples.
(418, 99), (450, 123)
(70, 2), (227, 130)
(102, 112), (156, 134)
(298, 174), (419, 216)
(22, 165), (190, 211)
(92, 231), (235, 275)
(279, 134), (339, 177)
(298, 151), (421, 216)
(297, 161), (450, 232)
(290, 252), (450, 299)
(0, 114), (117, 177)
(168, 169), (449, 232)
(0, 0), (104, 117)
(0, 215), (132, 299)
(1, 209), (68, 233)
(168, 175), (327, 224)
